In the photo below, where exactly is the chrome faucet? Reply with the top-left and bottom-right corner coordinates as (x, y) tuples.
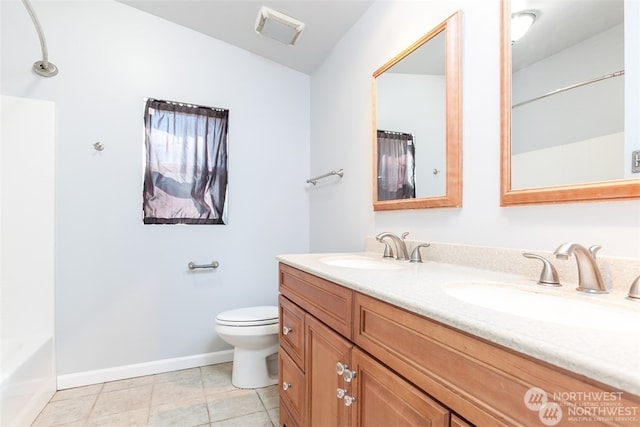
(553, 242), (608, 294)
(628, 275), (640, 300)
(376, 232), (409, 261)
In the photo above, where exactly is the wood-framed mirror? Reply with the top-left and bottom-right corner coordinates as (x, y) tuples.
(372, 11), (462, 211)
(500, 0), (640, 206)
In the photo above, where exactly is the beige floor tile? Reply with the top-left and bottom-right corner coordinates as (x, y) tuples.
(154, 367), (201, 384)
(211, 410), (274, 427)
(86, 407), (149, 427)
(50, 383), (103, 402)
(256, 385), (279, 410)
(207, 389), (264, 422)
(148, 397), (210, 427)
(31, 394), (97, 426)
(102, 374), (155, 393)
(32, 364), (279, 427)
(152, 376), (205, 407)
(91, 384), (153, 418)
(202, 373), (236, 396)
(267, 406), (280, 426)
(200, 362), (232, 378)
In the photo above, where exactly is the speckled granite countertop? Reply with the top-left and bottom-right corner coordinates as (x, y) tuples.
(276, 252), (640, 396)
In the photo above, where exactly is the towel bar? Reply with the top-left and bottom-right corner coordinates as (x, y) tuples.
(306, 169), (344, 185)
(188, 261), (219, 270)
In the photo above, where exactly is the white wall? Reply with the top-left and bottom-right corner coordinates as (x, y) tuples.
(512, 24), (624, 155)
(309, 0), (640, 258)
(1, 0), (310, 378)
(512, 133), (624, 189)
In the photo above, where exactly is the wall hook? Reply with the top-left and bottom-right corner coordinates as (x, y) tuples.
(93, 142), (104, 151)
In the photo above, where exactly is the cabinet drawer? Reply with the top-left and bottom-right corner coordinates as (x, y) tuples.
(279, 263), (353, 339)
(279, 295), (305, 370)
(354, 292), (640, 426)
(279, 349), (305, 427)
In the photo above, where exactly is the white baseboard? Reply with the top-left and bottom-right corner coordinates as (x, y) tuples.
(56, 349), (234, 390)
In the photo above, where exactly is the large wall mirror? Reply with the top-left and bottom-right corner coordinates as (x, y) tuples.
(372, 11), (462, 211)
(500, 0), (640, 205)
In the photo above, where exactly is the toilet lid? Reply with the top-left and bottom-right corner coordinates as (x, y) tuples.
(216, 306), (279, 326)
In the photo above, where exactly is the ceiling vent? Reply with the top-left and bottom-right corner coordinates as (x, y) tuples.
(255, 6), (305, 46)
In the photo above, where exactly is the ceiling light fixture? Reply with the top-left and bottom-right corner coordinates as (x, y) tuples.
(255, 6), (305, 46)
(511, 11), (536, 44)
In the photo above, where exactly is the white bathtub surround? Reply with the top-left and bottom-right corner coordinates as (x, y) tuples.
(277, 251), (640, 395)
(365, 237), (640, 296)
(1, 96), (56, 426)
(1, 338), (55, 426)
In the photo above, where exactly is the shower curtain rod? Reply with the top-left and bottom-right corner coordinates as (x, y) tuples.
(512, 69), (623, 109)
(22, 0), (58, 77)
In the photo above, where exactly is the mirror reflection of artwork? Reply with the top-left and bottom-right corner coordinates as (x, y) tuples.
(377, 130), (416, 201)
(143, 98), (229, 224)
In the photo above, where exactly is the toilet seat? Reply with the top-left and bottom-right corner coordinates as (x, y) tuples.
(215, 306), (278, 327)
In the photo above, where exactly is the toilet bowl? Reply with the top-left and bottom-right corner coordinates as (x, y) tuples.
(215, 306), (279, 389)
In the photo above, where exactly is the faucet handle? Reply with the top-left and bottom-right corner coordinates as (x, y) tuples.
(523, 253), (561, 286)
(628, 275), (640, 300)
(380, 240), (394, 258)
(410, 243), (431, 263)
(589, 245), (602, 258)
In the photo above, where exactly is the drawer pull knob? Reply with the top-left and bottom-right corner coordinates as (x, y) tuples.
(337, 388), (347, 399)
(282, 382), (292, 391)
(343, 368), (357, 383)
(336, 362), (347, 376)
(344, 395), (356, 406)
(282, 326), (292, 335)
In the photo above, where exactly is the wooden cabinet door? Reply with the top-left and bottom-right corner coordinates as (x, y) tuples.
(306, 314), (352, 427)
(350, 347), (450, 427)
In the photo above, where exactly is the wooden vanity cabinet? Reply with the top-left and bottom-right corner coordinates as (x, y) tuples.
(278, 263), (639, 427)
(279, 263), (454, 427)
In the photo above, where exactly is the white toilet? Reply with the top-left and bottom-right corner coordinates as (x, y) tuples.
(215, 306), (279, 389)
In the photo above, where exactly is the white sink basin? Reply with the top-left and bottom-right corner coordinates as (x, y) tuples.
(444, 282), (640, 332)
(319, 255), (405, 270)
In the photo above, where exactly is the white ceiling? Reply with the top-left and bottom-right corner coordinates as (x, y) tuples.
(117, 0), (374, 75)
(511, 0), (624, 71)
(116, 1), (624, 75)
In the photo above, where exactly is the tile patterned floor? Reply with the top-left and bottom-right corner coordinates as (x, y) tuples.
(31, 363), (280, 427)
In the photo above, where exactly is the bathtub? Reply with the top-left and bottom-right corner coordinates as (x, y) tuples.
(1, 336), (56, 427)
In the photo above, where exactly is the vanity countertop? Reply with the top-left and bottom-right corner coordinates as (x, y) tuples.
(276, 252), (640, 396)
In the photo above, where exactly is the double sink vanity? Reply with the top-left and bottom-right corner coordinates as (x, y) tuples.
(276, 240), (640, 426)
